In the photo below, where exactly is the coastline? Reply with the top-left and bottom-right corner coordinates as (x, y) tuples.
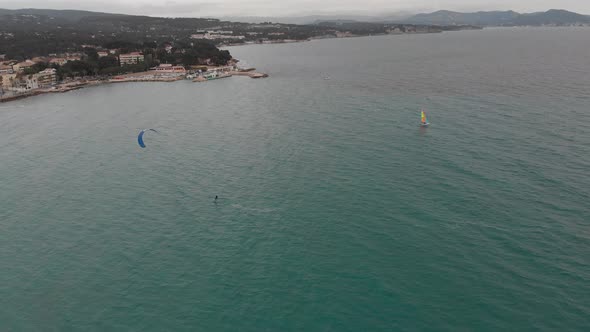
(0, 68), (268, 103)
(0, 27), (479, 104)
(220, 26), (483, 48)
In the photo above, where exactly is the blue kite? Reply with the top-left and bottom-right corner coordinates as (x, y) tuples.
(137, 129), (158, 148)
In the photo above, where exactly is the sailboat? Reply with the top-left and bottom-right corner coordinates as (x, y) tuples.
(420, 110), (430, 127)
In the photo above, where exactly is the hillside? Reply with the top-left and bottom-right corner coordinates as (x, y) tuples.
(0, 8), (471, 60)
(404, 10), (518, 26)
(404, 9), (590, 26)
(0, 9), (322, 59)
(515, 9), (590, 26)
(0, 8), (126, 21)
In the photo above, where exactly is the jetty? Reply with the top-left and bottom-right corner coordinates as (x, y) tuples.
(229, 71), (269, 79)
(193, 73), (233, 82)
(192, 66), (268, 82)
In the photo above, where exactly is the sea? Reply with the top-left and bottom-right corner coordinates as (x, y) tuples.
(1, 27), (589, 331)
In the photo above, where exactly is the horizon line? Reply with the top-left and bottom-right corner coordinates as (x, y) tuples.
(1, 7), (589, 19)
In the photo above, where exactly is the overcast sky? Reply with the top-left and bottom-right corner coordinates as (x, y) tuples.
(2, 0), (589, 17)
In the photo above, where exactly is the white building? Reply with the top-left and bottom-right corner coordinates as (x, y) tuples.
(151, 64), (186, 74)
(49, 58), (68, 66)
(19, 68), (57, 90)
(0, 64), (14, 74)
(14, 60), (35, 72)
(191, 33), (245, 40)
(25, 75), (38, 90)
(36, 68), (57, 87)
(0, 73), (17, 89)
(119, 52), (144, 66)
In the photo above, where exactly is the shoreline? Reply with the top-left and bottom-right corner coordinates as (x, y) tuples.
(0, 27), (485, 104)
(220, 27), (483, 48)
(0, 68), (268, 103)
(1, 27), (487, 104)
(221, 25), (590, 50)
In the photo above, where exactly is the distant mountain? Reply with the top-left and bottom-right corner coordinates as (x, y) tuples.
(403, 9), (590, 26)
(2, 8), (588, 27)
(404, 10), (519, 26)
(0, 8), (126, 21)
(0, 8), (454, 60)
(515, 9), (590, 26)
(223, 9), (590, 26)
(219, 15), (374, 25)
(220, 13), (411, 25)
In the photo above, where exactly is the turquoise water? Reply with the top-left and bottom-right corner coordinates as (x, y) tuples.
(1, 28), (589, 331)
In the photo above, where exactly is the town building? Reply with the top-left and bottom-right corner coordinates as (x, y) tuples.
(66, 56), (82, 62)
(191, 32), (245, 40)
(31, 56), (48, 63)
(14, 61), (36, 72)
(119, 52), (144, 66)
(151, 64), (186, 74)
(36, 68), (57, 87)
(0, 73), (17, 89)
(335, 31), (354, 38)
(49, 58), (68, 66)
(25, 75), (39, 90)
(0, 64), (14, 75)
(97, 51), (109, 57)
(11, 68), (57, 91)
(387, 27), (402, 34)
(251, 23), (281, 29)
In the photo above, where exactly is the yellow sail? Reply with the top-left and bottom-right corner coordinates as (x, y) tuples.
(421, 111), (427, 123)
